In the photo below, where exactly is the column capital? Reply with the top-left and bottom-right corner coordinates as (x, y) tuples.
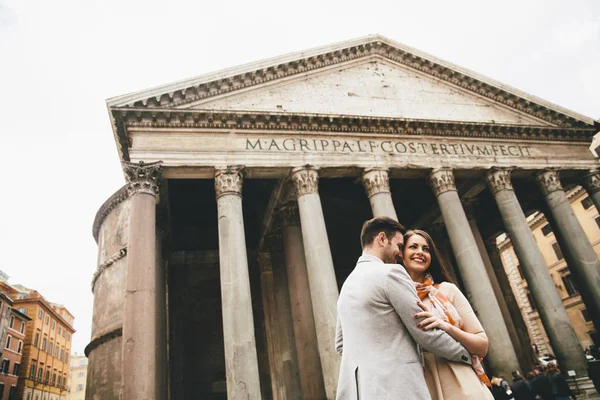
(122, 160), (162, 197)
(428, 168), (456, 196)
(536, 169), (563, 196)
(487, 168), (514, 195)
(290, 166), (319, 197)
(581, 169), (600, 194)
(362, 168), (391, 197)
(215, 166), (244, 198)
(279, 202), (300, 227)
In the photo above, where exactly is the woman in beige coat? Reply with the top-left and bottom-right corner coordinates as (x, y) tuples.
(403, 229), (494, 400)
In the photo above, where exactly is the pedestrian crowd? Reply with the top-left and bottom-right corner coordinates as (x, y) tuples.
(490, 363), (576, 400)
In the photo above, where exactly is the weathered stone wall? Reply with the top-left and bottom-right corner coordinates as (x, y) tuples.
(86, 186), (129, 399)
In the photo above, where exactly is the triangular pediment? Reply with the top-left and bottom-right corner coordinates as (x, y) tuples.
(184, 57), (547, 126)
(107, 35), (596, 129)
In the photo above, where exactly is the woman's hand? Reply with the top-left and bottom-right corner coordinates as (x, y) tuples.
(415, 301), (452, 332)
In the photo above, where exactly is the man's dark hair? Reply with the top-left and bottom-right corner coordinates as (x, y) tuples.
(360, 217), (406, 248)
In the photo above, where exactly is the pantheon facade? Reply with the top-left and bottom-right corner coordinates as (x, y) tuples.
(87, 35), (600, 399)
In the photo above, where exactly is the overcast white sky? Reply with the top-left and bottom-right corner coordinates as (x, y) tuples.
(0, 0), (598, 355)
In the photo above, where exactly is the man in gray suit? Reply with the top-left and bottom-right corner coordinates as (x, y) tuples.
(335, 217), (471, 399)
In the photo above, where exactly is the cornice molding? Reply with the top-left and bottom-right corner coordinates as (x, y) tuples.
(91, 247), (127, 292)
(84, 326), (123, 357)
(92, 185), (128, 243)
(113, 40), (593, 129)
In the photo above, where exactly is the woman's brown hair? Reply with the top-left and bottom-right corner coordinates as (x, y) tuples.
(403, 229), (455, 284)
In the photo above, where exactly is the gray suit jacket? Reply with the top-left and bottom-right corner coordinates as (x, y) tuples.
(335, 255), (471, 400)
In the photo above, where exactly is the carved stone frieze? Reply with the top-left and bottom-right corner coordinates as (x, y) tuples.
(429, 168), (456, 197)
(290, 167), (319, 197)
(91, 247), (128, 292)
(122, 161), (162, 197)
(536, 169), (563, 196)
(487, 168), (514, 195)
(279, 202), (300, 227)
(214, 166), (244, 198)
(362, 168), (391, 197)
(582, 169), (600, 195)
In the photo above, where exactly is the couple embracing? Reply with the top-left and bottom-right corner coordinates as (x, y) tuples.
(335, 217), (493, 400)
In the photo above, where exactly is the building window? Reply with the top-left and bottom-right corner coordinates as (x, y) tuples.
(30, 364), (36, 380)
(19, 321), (25, 334)
(526, 290), (537, 311)
(45, 370), (49, 384)
(38, 310), (43, 319)
(65, 353), (69, 363)
(76, 384), (84, 391)
(17, 340), (22, 354)
(58, 327), (61, 335)
(562, 272), (579, 296)
(41, 337), (47, 351)
(582, 196), (594, 210)
(45, 316), (49, 325)
(37, 367), (43, 381)
(9, 316), (14, 329)
(551, 242), (564, 260)
(33, 332), (39, 347)
(51, 321), (55, 329)
(13, 363), (19, 376)
(52, 372), (56, 385)
(67, 333), (70, 341)
(62, 330), (66, 338)
(60, 348), (64, 361)
(581, 309), (592, 323)
(1, 359), (10, 374)
(541, 224), (553, 236)
(5, 335), (11, 350)
(77, 371), (84, 377)
(55, 347), (59, 358)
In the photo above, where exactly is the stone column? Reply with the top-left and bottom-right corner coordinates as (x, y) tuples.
(257, 252), (282, 399)
(280, 202), (327, 400)
(121, 161), (165, 400)
(488, 168), (586, 376)
(484, 238), (537, 374)
(537, 170), (600, 351)
(361, 168), (398, 219)
(215, 167), (262, 400)
(290, 167), (340, 399)
(428, 168), (520, 378)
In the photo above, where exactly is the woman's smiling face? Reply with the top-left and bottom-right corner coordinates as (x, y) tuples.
(402, 233), (432, 282)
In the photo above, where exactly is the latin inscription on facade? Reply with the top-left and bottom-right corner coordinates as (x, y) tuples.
(246, 138), (532, 157)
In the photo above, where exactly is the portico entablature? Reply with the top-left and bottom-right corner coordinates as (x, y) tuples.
(124, 127), (599, 179)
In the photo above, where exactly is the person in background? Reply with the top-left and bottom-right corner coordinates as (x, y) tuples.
(545, 363), (576, 400)
(510, 371), (534, 400)
(491, 377), (513, 400)
(530, 366), (553, 400)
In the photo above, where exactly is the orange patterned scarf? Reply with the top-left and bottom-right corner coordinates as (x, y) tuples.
(415, 274), (492, 388)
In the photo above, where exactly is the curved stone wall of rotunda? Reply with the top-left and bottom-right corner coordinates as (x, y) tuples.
(85, 186), (130, 399)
